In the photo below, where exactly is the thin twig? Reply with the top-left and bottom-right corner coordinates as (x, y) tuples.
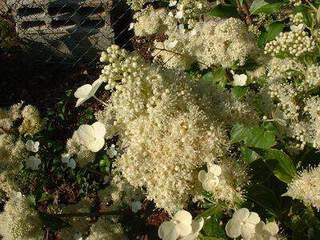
(235, 0), (253, 25)
(49, 210), (123, 218)
(93, 95), (108, 106)
(153, 47), (207, 67)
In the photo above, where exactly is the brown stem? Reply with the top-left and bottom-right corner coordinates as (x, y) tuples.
(49, 210), (123, 218)
(0, 126), (11, 135)
(153, 47), (207, 66)
(235, 0), (253, 25)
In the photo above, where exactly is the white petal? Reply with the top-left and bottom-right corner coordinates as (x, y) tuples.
(225, 218), (241, 238)
(92, 122), (106, 139)
(173, 210), (192, 225)
(198, 170), (207, 183)
(131, 201), (142, 213)
(25, 156), (41, 170)
(88, 138), (105, 152)
(77, 125), (94, 146)
(246, 212), (260, 225)
(75, 97), (89, 107)
(191, 218), (204, 233)
(233, 208), (250, 221)
(233, 74), (247, 86)
(241, 223), (256, 240)
(158, 221), (178, 240)
(67, 158), (76, 169)
(254, 221), (265, 235)
(90, 80), (103, 95)
(175, 222), (192, 237)
(208, 164), (222, 176)
(264, 222), (279, 236)
(202, 177), (219, 191)
(61, 153), (71, 163)
(74, 84), (92, 98)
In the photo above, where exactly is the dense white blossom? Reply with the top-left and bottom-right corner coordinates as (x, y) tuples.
(285, 165), (320, 209)
(0, 192), (44, 240)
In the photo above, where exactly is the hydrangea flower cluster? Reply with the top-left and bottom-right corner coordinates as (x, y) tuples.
(94, 45), (250, 213)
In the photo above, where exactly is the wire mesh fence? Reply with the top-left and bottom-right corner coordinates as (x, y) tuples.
(0, 0), (134, 66)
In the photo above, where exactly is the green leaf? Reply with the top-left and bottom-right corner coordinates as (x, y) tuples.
(247, 184), (281, 215)
(199, 236), (225, 240)
(209, 4), (239, 18)
(202, 217), (227, 239)
(250, 0), (283, 14)
(201, 68), (228, 89)
(199, 205), (223, 219)
(265, 22), (284, 42)
(232, 86), (248, 99)
(264, 149), (297, 183)
(241, 146), (260, 163)
(40, 212), (70, 231)
(231, 124), (276, 149)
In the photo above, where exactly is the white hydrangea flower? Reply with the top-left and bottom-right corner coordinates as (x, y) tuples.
(25, 155), (41, 170)
(74, 79), (103, 107)
(131, 201), (142, 213)
(233, 73), (248, 86)
(169, 0), (177, 7)
(158, 210), (204, 240)
(225, 208), (260, 240)
(74, 121), (106, 152)
(25, 140), (39, 153)
(253, 221), (279, 240)
(61, 153), (76, 169)
(290, 23), (304, 32)
(107, 144), (118, 158)
(175, 11), (184, 19)
(198, 164), (222, 191)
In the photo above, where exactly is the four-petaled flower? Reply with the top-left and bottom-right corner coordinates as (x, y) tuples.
(225, 208), (261, 240)
(231, 71), (248, 87)
(253, 221), (279, 240)
(25, 140), (39, 153)
(25, 155), (41, 170)
(74, 79), (103, 107)
(74, 121), (106, 152)
(61, 153), (76, 169)
(158, 210), (204, 240)
(198, 164), (222, 192)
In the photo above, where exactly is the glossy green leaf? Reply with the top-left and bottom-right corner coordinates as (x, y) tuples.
(264, 149), (297, 183)
(231, 124), (276, 149)
(250, 0), (283, 14)
(209, 5), (239, 18)
(247, 184), (281, 215)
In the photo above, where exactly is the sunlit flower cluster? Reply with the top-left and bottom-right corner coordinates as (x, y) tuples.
(198, 161), (247, 205)
(265, 28), (315, 57)
(92, 45), (255, 213)
(151, 18), (258, 70)
(133, 6), (169, 36)
(285, 165), (320, 209)
(87, 217), (125, 240)
(0, 192), (44, 240)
